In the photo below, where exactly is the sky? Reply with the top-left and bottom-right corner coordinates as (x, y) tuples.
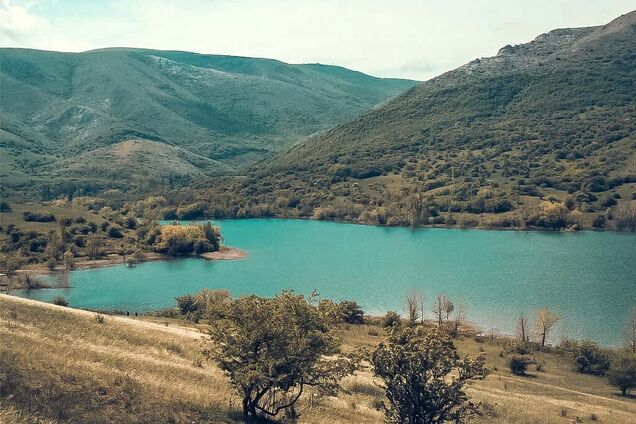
(0, 0), (634, 80)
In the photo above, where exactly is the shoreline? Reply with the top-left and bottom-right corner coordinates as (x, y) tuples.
(16, 246), (248, 278)
(205, 215), (632, 233)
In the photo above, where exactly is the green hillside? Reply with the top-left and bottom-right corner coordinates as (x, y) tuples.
(201, 11), (636, 230)
(0, 48), (416, 194)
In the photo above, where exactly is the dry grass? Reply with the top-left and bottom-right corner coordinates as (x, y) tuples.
(1, 295), (635, 424)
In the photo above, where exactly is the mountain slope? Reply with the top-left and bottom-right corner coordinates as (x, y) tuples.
(0, 48), (416, 192)
(213, 11), (636, 228)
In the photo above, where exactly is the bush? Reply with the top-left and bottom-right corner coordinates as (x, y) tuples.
(560, 340), (610, 376)
(607, 359), (636, 396)
(592, 215), (606, 229)
(614, 204), (636, 232)
(107, 225), (124, 238)
(372, 326), (488, 423)
(0, 201), (11, 212)
(154, 223), (221, 256)
(338, 300), (364, 324)
(383, 310), (402, 328)
(23, 210), (56, 222)
(509, 356), (531, 375)
(51, 296), (69, 307)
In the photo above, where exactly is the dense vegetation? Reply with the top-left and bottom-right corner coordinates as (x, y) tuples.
(0, 48), (415, 194)
(0, 200), (222, 286)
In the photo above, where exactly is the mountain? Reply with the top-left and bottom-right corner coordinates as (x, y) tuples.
(0, 48), (416, 193)
(207, 11), (636, 229)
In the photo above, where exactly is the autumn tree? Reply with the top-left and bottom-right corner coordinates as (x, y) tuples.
(63, 250), (74, 270)
(535, 307), (559, 348)
(372, 326), (489, 423)
(206, 292), (358, 420)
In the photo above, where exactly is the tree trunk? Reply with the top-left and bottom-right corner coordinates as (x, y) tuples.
(242, 397), (250, 419)
(541, 330), (546, 348)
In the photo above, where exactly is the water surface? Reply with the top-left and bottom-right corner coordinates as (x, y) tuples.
(17, 219), (636, 345)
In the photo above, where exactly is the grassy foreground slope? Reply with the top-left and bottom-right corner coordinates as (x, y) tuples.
(0, 48), (416, 192)
(2, 295), (635, 423)
(206, 11), (636, 229)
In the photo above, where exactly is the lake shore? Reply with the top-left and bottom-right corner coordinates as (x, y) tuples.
(15, 246), (247, 277)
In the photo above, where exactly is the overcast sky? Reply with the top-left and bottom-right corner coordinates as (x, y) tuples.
(1, 0), (634, 80)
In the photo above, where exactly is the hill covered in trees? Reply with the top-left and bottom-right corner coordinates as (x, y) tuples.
(199, 11), (636, 230)
(0, 48), (416, 194)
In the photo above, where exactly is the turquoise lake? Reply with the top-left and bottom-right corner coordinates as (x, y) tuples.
(17, 219), (636, 345)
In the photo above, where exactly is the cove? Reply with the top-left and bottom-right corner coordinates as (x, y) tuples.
(16, 219), (636, 345)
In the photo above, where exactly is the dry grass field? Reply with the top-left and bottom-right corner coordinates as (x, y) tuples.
(1, 294), (635, 424)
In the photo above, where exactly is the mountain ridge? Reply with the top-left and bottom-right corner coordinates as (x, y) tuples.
(200, 11), (636, 230)
(0, 47), (417, 193)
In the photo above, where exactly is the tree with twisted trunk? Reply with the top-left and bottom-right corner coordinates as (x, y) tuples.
(205, 292), (359, 420)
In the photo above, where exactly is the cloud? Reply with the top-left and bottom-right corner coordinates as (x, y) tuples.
(0, 0), (89, 50)
(0, 0), (634, 79)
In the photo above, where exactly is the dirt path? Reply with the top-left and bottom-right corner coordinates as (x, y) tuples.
(496, 374), (636, 407)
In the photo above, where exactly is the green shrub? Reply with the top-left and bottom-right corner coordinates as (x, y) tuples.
(560, 340), (610, 376)
(382, 310), (402, 328)
(509, 356), (531, 375)
(338, 300), (364, 324)
(607, 359), (636, 396)
(23, 210), (56, 222)
(51, 296), (69, 307)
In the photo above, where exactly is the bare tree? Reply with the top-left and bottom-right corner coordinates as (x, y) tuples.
(87, 233), (99, 260)
(406, 289), (422, 324)
(517, 314), (529, 343)
(534, 307), (559, 348)
(431, 295), (446, 326)
(408, 192), (428, 227)
(628, 305), (636, 354)
(453, 301), (467, 336)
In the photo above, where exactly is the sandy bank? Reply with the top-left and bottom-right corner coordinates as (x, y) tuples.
(16, 246), (247, 277)
(200, 247), (247, 260)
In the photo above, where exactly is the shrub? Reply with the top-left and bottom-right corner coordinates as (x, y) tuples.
(607, 359), (636, 396)
(338, 300), (365, 324)
(560, 340), (610, 376)
(592, 215), (606, 229)
(107, 225), (124, 238)
(154, 223), (221, 256)
(176, 295), (199, 320)
(51, 296), (69, 307)
(382, 310), (402, 328)
(522, 202), (579, 230)
(509, 356), (531, 375)
(0, 201), (11, 212)
(23, 210), (56, 222)
(94, 313), (106, 324)
(614, 203), (636, 232)
(372, 326), (488, 423)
